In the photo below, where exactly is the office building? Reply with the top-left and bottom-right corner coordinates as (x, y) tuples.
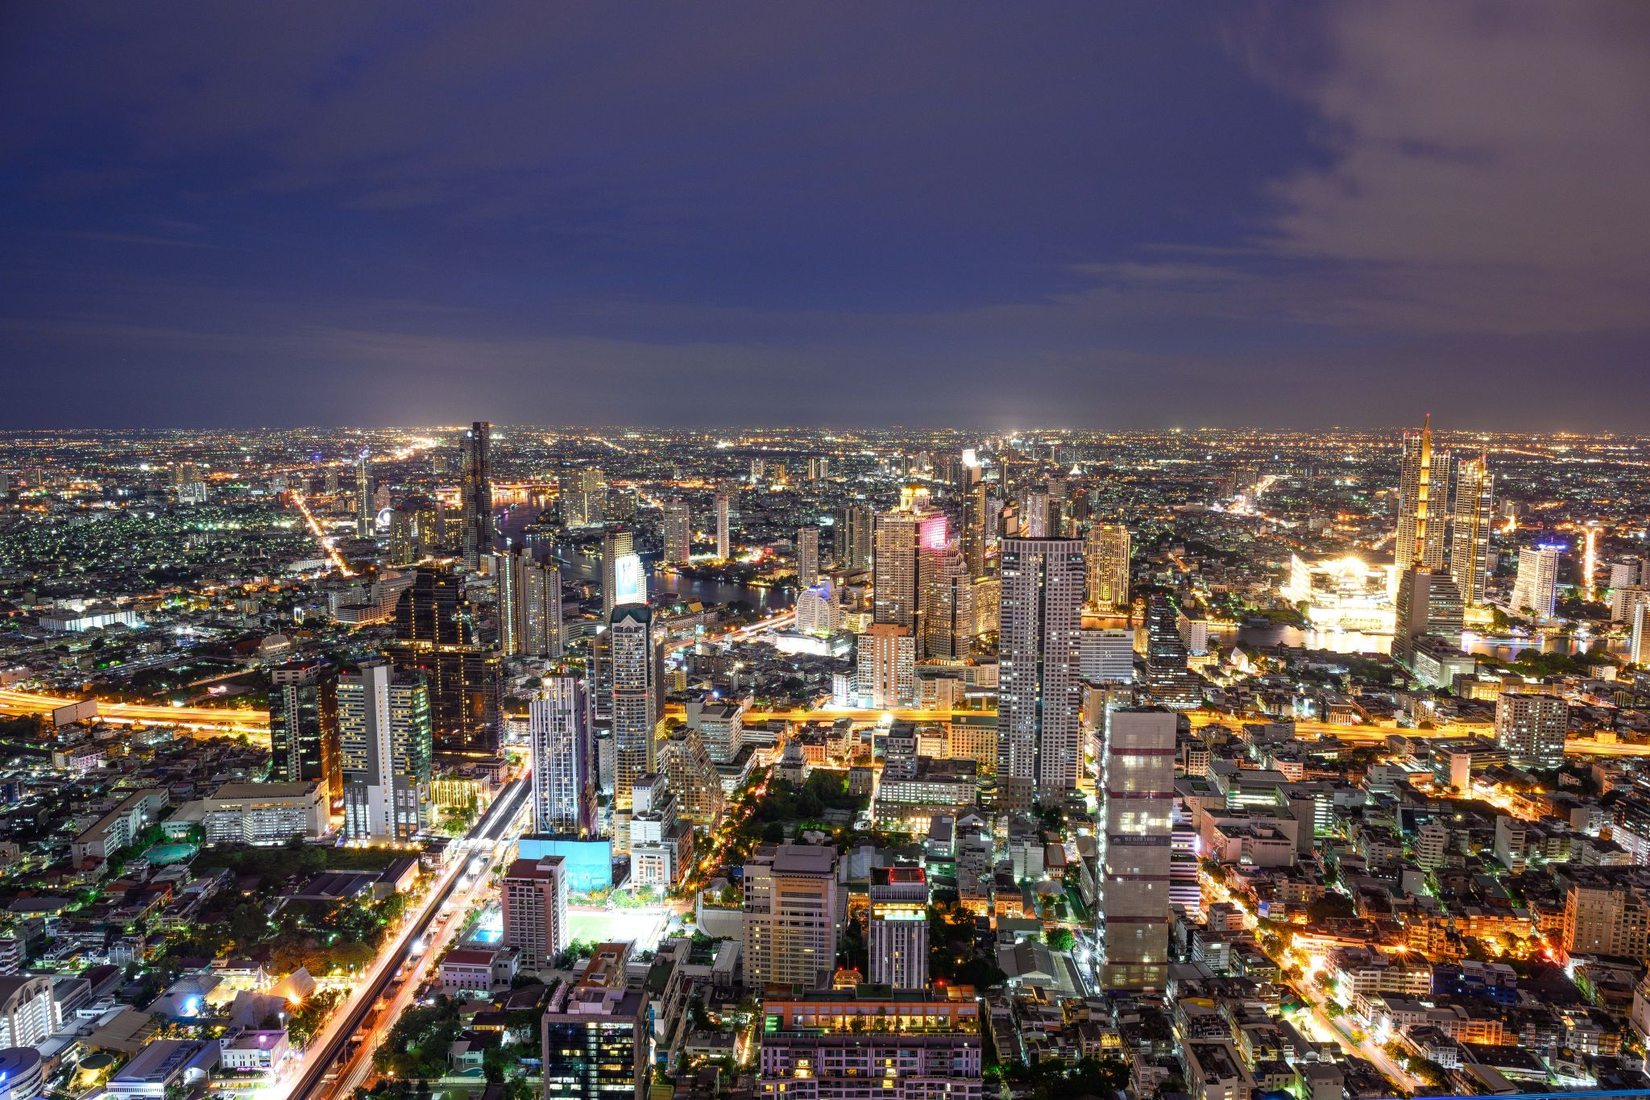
(1085, 523), (1131, 612)
(0, 976), (60, 1049)
(338, 661), (432, 843)
(1144, 594), (1202, 708)
(1395, 415), (1449, 570)
(1079, 628), (1135, 684)
(628, 772), (692, 888)
(997, 537), (1085, 801)
(560, 468), (606, 528)
(610, 601), (662, 851)
(495, 547), (562, 658)
(687, 697), (744, 765)
(855, 624), (915, 709)
(1449, 451), (1494, 607)
(388, 566), (501, 758)
(796, 525), (820, 587)
(1632, 600), (1650, 668)
(459, 421), (492, 569)
(1392, 566), (1464, 672)
(756, 989), (982, 1100)
(1100, 708), (1174, 990)
(873, 498), (945, 630)
(600, 528), (636, 621)
(919, 540), (974, 660)
(1495, 692), (1568, 770)
(502, 856), (569, 973)
(743, 843), (840, 991)
(715, 493), (731, 559)
(541, 943), (650, 1100)
(868, 866), (928, 990)
(662, 501), (692, 565)
(530, 675), (596, 837)
(837, 503), (873, 572)
(268, 660), (340, 801)
(201, 781), (329, 844)
(1512, 545), (1561, 618)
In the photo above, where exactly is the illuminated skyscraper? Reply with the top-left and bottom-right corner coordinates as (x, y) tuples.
(715, 493), (731, 560)
(355, 449), (373, 538)
(610, 560), (660, 852)
(1395, 415), (1449, 569)
(997, 536), (1085, 802)
(1143, 595), (1201, 707)
(1392, 565), (1464, 671)
(1630, 600), (1649, 668)
(1100, 707), (1175, 990)
(495, 547), (562, 658)
(855, 623), (915, 708)
(1512, 545), (1561, 618)
(338, 660), (432, 842)
(459, 421), (493, 569)
(388, 566), (501, 758)
(868, 866), (928, 990)
(796, 525), (820, 587)
(1449, 452), (1494, 608)
(268, 660), (340, 802)
(662, 501), (692, 566)
(560, 468), (606, 527)
(873, 496), (945, 630)
(529, 674), (595, 837)
(920, 540), (974, 660)
(1085, 523), (1131, 612)
(838, 503), (873, 572)
(601, 528), (635, 621)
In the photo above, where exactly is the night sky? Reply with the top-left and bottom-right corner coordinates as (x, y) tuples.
(3, 4), (1648, 431)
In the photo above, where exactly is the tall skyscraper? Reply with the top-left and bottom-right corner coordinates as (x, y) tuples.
(530, 675), (596, 837)
(868, 865), (928, 990)
(388, 566), (501, 758)
(1143, 595), (1202, 706)
(610, 599), (661, 852)
(1512, 545), (1561, 617)
(355, 449), (373, 538)
(560, 468), (606, 527)
(541, 944), (649, 1100)
(1099, 708), (1175, 991)
(662, 501), (692, 566)
(338, 661), (432, 842)
(601, 528), (636, 621)
(502, 856), (569, 973)
(838, 503), (873, 572)
(1449, 452), (1494, 607)
(715, 493), (731, 560)
(920, 540), (974, 660)
(1495, 692), (1568, 770)
(1632, 600), (1650, 668)
(796, 525), (820, 587)
(268, 660), (341, 802)
(1396, 415), (1450, 570)
(495, 548), (562, 658)
(1392, 565), (1465, 670)
(742, 843), (840, 990)
(997, 537), (1085, 802)
(855, 624), (915, 708)
(459, 421), (493, 569)
(873, 498), (945, 630)
(1085, 523), (1131, 612)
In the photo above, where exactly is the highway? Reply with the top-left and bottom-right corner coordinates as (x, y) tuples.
(0, 688), (270, 737)
(276, 777), (531, 1100)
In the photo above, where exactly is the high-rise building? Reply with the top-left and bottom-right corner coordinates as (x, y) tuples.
(1392, 566), (1464, 671)
(268, 660), (341, 802)
(873, 503), (945, 630)
(919, 540), (974, 660)
(338, 661), (432, 843)
(1099, 707), (1175, 991)
(868, 866), (928, 990)
(662, 501), (692, 566)
(997, 537), (1085, 801)
(502, 856), (569, 973)
(1079, 628), (1135, 684)
(743, 843), (840, 990)
(796, 580), (837, 637)
(1085, 523), (1131, 612)
(1512, 545), (1561, 618)
(560, 468), (606, 528)
(838, 503), (873, 573)
(1143, 595), (1201, 707)
(687, 697), (744, 765)
(1449, 452), (1494, 607)
(715, 493), (731, 560)
(796, 525), (820, 587)
(855, 624), (915, 709)
(1395, 415), (1449, 570)
(1632, 600), (1650, 668)
(355, 449), (373, 538)
(600, 528), (636, 621)
(541, 943), (650, 1100)
(495, 548), (562, 658)
(659, 725), (724, 825)
(1562, 880), (1650, 962)
(530, 675), (596, 837)
(1495, 692), (1568, 770)
(610, 601), (661, 851)
(459, 421), (493, 569)
(388, 566), (501, 758)
(628, 772), (692, 888)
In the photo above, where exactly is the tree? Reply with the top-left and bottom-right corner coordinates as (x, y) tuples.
(1044, 928), (1076, 952)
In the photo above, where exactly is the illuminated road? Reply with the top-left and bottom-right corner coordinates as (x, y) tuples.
(280, 778), (531, 1100)
(288, 489), (355, 576)
(0, 688), (269, 737)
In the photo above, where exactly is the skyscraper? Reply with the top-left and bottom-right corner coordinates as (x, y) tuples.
(1392, 565), (1465, 670)
(855, 623), (915, 708)
(600, 528), (635, 621)
(1512, 545), (1561, 618)
(715, 493), (731, 560)
(868, 865), (929, 990)
(338, 661), (432, 842)
(495, 547), (562, 658)
(1395, 415), (1450, 570)
(388, 566), (501, 758)
(355, 449), (373, 538)
(796, 525), (820, 587)
(873, 498), (945, 630)
(610, 600), (661, 852)
(530, 675), (596, 837)
(742, 843), (840, 990)
(1099, 708), (1175, 991)
(997, 536), (1085, 802)
(1449, 452), (1494, 607)
(920, 540), (974, 660)
(560, 468), (606, 527)
(1495, 692), (1568, 770)
(662, 501), (692, 566)
(459, 421), (493, 569)
(268, 660), (341, 802)
(838, 503), (873, 572)
(502, 856), (569, 974)
(1085, 523), (1131, 612)
(1143, 594), (1202, 707)
(1630, 600), (1649, 667)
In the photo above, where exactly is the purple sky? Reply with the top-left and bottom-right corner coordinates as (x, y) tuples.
(3, 3), (1648, 430)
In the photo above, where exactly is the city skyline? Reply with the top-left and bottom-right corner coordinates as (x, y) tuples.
(4, 5), (1649, 430)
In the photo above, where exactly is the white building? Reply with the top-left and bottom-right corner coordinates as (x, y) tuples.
(855, 624), (915, 709)
(1079, 628), (1134, 684)
(997, 537), (1085, 802)
(201, 782), (328, 844)
(339, 661), (432, 843)
(501, 856), (568, 974)
(1511, 545), (1561, 618)
(529, 675), (595, 837)
(1494, 692), (1568, 770)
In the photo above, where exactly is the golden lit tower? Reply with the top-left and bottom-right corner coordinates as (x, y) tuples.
(1395, 414), (1449, 569)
